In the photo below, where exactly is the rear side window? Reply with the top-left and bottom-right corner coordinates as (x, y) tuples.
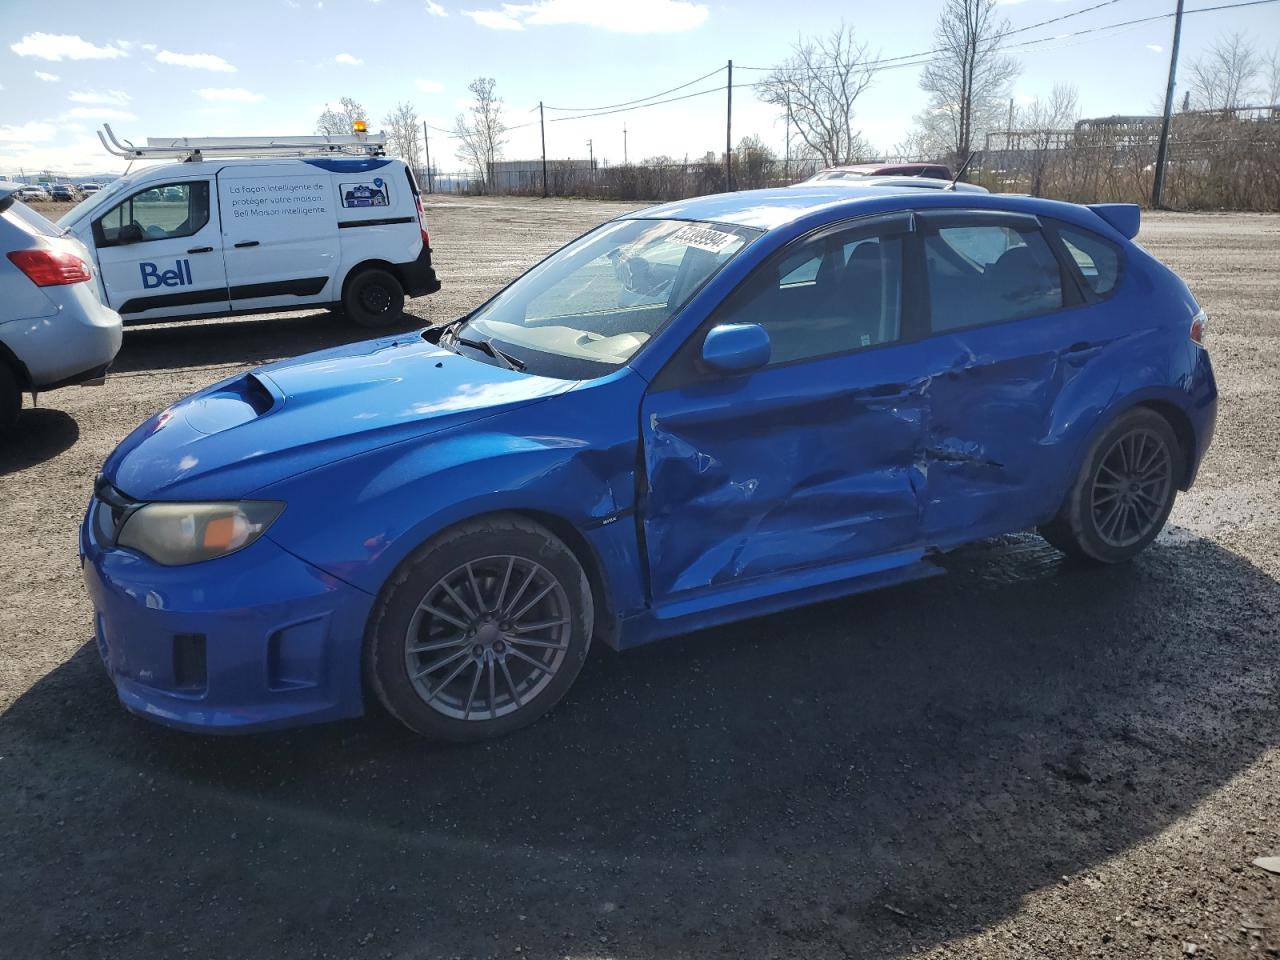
(924, 224), (1063, 332)
(1056, 225), (1121, 297)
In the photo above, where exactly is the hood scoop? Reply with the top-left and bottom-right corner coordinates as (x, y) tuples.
(184, 373), (279, 435)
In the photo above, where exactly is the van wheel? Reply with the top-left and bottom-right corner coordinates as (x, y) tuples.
(0, 363), (20, 436)
(365, 515), (594, 741)
(1039, 408), (1183, 564)
(343, 268), (405, 328)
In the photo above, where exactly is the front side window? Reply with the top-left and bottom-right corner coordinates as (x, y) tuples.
(462, 218), (757, 374)
(1056, 224), (1121, 297)
(711, 223), (905, 365)
(925, 224), (1063, 332)
(93, 181), (211, 247)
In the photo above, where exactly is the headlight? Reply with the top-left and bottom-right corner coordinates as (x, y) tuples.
(117, 501), (284, 566)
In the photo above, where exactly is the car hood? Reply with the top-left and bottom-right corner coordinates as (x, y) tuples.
(102, 333), (577, 501)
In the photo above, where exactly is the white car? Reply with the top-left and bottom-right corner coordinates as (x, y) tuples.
(56, 154), (439, 328)
(0, 183), (123, 433)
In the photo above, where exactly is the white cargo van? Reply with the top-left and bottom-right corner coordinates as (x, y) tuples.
(56, 127), (439, 328)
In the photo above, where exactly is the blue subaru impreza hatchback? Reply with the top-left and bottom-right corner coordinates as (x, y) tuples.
(82, 182), (1217, 740)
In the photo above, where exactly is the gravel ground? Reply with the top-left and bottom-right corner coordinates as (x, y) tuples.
(1, 197), (1278, 960)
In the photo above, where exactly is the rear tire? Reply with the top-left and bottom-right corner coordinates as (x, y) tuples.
(365, 515), (594, 741)
(343, 268), (405, 329)
(1039, 407), (1183, 563)
(0, 363), (21, 436)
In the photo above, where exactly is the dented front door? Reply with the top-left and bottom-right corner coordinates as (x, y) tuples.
(638, 213), (931, 604)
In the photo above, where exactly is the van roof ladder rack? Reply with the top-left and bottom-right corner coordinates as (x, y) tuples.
(96, 124), (387, 160)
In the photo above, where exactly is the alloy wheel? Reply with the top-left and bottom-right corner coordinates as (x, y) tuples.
(404, 555), (571, 721)
(1090, 427), (1173, 548)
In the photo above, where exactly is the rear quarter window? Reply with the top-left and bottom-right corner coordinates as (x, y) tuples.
(1055, 224), (1122, 297)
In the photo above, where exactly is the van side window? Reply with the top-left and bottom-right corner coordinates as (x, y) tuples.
(1056, 224), (1121, 297)
(94, 182), (211, 247)
(924, 224), (1064, 332)
(711, 224), (904, 365)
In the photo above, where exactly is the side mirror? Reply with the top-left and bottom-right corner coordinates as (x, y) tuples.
(701, 323), (771, 375)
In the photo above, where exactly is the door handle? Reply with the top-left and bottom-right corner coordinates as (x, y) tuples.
(187, 246), (213, 254)
(234, 240), (260, 249)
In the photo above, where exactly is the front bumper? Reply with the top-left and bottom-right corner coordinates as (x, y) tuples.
(81, 501), (375, 734)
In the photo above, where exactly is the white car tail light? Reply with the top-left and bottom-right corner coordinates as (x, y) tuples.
(7, 248), (92, 286)
(413, 193), (431, 249)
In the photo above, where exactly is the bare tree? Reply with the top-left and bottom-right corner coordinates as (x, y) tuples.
(918, 0), (1021, 166)
(316, 97), (370, 136)
(755, 24), (877, 167)
(1265, 46), (1280, 109)
(382, 101), (422, 170)
(734, 134), (777, 189)
(453, 77), (506, 192)
(1189, 33), (1262, 112)
(1017, 83), (1079, 196)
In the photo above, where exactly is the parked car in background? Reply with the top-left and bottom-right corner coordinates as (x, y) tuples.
(79, 182), (103, 196)
(15, 185), (51, 202)
(82, 180), (1216, 742)
(0, 183), (123, 433)
(807, 162), (954, 181)
(49, 184), (80, 202)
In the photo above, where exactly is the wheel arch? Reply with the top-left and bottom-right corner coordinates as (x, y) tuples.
(1134, 398), (1196, 490)
(339, 259), (405, 302)
(0, 338), (33, 391)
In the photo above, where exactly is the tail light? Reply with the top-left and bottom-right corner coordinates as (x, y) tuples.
(413, 193), (431, 249)
(1189, 309), (1207, 346)
(7, 248), (92, 286)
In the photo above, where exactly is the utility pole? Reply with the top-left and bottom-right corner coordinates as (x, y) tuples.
(1006, 97), (1014, 151)
(783, 93), (791, 180)
(422, 121), (433, 194)
(623, 123), (628, 165)
(725, 59), (734, 190)
(587, 139), (594, 169)
(1152, 0), (1186, 209)
(539, 101), (548, 198)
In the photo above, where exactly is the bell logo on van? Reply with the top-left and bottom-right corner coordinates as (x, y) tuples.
(139, 259), (193, 289)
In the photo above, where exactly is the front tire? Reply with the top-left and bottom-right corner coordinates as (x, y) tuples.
(1039, 407), (1183, 563)
(366, 515), (594, 741)
(343, 267), (405, 329)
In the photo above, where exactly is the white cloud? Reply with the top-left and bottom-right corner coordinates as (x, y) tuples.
(68, 89), (132, 106)
(334, 52), (363, 65)
(156, 50), (236, 72)
(0, 121), (58, 143)
(141, 43), (157, 52)
(10, 33), (128, 61)
(195, 87), (266, 102)
(415, 78), (445, 93)
(34, 71), (60, 82)
(463, 0), (708, 32)
(62, 107), (138, 121)
(463, 8), (524, 29)
(426, 0), (448, 14)
(1146, 43), (1164, 53)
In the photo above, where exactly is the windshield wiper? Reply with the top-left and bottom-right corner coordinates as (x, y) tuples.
(450, 331), (526, 371)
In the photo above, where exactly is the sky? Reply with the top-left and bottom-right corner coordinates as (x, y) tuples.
(1, 0), (1278, 178)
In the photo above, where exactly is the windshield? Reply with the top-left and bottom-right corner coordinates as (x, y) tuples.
(460, 218), (758, 377)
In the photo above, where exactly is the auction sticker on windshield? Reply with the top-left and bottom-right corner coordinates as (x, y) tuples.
(667, 224), (741, 253)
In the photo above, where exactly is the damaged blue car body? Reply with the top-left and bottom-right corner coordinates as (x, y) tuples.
(81, 183), (1217, 738)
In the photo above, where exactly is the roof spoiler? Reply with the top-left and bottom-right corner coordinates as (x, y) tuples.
(1087, 203), (1140, 239)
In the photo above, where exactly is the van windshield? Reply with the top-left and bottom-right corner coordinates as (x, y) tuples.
(456, 218), (758, 378)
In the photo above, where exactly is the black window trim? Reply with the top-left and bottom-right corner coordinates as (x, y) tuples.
(1041, 216), (1125, 305)
(92, 179), (212, 249)
(915, 208), (1089, 338)
(649, 210), (920, 391)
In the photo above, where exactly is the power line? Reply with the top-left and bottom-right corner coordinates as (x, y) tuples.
(542, 65), (727, 112)
(547, 84), (727, 123)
